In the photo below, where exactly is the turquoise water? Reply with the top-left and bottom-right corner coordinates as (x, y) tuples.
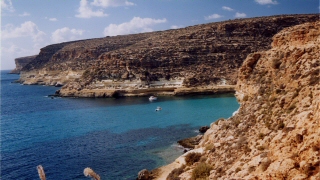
(1, 70), (239, 179)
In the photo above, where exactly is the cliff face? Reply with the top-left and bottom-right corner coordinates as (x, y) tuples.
(10, 55), (37, 74)
(17, 14), (319, 97)
(160, 21), (319, 180)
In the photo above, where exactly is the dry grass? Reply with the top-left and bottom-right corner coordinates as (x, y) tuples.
(191, 163), (213, 180)
(277, 121), (285, 130)
(185, 152), (202, 166)
(166, 165), (185, 180)
(205, 143), (214, 151)
(258, 133), (265, 140)
(260, 159), (271, 171)
(235, 167), (241, 173)
(257, 145), (265, 151)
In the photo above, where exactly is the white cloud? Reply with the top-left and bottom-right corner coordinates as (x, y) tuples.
(103, 17), (167, 36)
(19, 12), (30, 17)
(91, 0), (135, 7)
(2, 44), (29, 55)
(49, 18), (58, 21)
(255, 0), (278, 5)
(2, 21), (46, 42)
(1, 0), (15, 12)
(1, 44), (31, 70)
(205, 14), (223, 20)
(170, 25), (183, 29)
(1, 42), (44, 70)
(75, 0), (108, 18)
(235, 12), (247, 18)
(45, 17), (58, 21)
(222, 6), (234, 11)
(51, 27), (84, 43)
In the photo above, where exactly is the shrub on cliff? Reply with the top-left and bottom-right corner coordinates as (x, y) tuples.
(166, 165), (185, 180)
(185, 152), (202, 166)
(191, 163), (213, 180)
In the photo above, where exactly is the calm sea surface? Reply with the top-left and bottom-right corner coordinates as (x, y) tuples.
(1, 70), (239, 180)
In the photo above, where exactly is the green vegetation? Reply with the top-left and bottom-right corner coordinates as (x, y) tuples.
(302, 163), (316, 176)
(233, 119), (241, 127)
(235, 167), (241, 173)
(257, 145), (265, 151)
(205, 144), (214, 151)
(191, 163), (213, 180)
(260, 159), (271, 171)
(185, 152), (202, 166)
(167, 166), (185, 180)
(265, 120), (272, 130)
(244, 145), (251, 154)
(287, 104), (296, 112)
(277, 121), (285, 130)
(271, 58), (281, 69)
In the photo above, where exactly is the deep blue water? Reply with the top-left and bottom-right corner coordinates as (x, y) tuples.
(1, 70), (239, 180)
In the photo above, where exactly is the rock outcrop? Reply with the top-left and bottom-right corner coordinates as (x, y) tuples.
(154, 21), (320, 180)
(10, 55), (37, 74)
(16, 14), (318, 97)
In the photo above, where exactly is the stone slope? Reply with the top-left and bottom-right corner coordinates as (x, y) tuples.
(158, 21), (319, 180)
(17, 14), (319, 97)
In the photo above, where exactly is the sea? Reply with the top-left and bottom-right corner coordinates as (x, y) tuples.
(0, 70), (239, 180)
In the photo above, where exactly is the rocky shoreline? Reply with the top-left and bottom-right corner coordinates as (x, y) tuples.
(56, 85), (235, 98)
(146, 21), (320, 180)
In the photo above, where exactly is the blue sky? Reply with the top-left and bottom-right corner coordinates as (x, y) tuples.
(1, 0), (319, 70)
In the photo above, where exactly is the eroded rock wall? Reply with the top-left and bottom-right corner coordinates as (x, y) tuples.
(166, 21), (319, 180)
(17, 14), (319, 97)
(10, 55), (37, 74)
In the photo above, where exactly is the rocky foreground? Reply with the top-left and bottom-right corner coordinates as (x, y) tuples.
(150, 21), (319, 180)
(16, 14), (318, 97)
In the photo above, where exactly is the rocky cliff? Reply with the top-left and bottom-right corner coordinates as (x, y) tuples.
(17, 14), (319, 97)
(155, 21), (319, 180)
(10, 55), (37, 74)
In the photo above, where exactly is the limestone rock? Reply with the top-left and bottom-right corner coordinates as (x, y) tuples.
(137, 169), (150, 180)
(10, 55), (36, 74)
(153, 20), (320, 180)
(16, 14), (318, 97)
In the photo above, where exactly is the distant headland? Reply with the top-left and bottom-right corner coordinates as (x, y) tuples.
(13, 14), (318, 98)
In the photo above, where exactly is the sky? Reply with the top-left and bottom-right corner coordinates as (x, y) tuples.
(1, 0), (319, 70)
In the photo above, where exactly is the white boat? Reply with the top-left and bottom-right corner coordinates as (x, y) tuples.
(155, 106), (162, 111)
(149, 96), (157, 101)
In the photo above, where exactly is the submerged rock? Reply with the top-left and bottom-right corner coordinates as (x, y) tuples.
(199, 126), (209, 133)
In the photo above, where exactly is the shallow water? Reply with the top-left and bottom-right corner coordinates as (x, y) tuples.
(1, 70), (239, 179)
